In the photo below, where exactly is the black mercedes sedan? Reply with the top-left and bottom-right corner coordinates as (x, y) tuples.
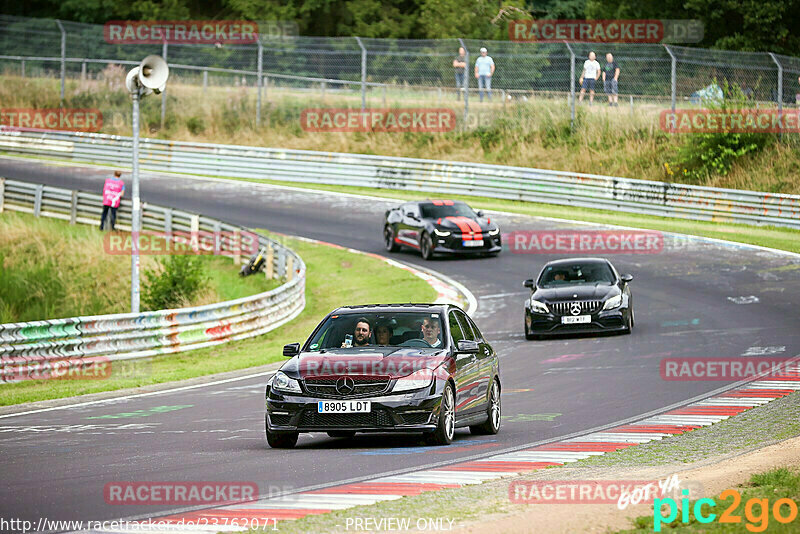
(523, 258), (634, 339)
(265, 304), (501, 448)
(383, 200), (501, 259)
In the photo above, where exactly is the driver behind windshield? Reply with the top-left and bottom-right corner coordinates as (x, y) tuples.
(421, 316), (442, 347)
(342, 317), (371, 347)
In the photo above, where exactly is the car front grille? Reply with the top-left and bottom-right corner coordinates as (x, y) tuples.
(550, 300), (602, 316)
(299, 409), (394, 428)
(269, 413), (292, 426)
(303, 376), (391, 398)
(401, 412), (431, 425)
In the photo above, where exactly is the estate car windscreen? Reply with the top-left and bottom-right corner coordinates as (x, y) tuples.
(538, 262), (616, 288)
(305, 312), (447, 351)
(420, 202), (476, 219)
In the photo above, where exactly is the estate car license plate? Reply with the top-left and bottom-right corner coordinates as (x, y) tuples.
(318, 401), (371, 413)
(561, 315), (591, 324)
(463, 239), (484, 247)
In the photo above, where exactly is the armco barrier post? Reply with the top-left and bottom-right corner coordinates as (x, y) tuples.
(202, 70), (208, 93)
(278, 248), (287, 279)
(34, 184), (43, 217)
(266, 244), (274, 279)
(190, 215), (199, 252)
(233, 229), (241, 265)
(0, 177), (5, 213)
(287, 256), (294, 281)
(69, 190), (77, 224)
(164, 208), (172, 237)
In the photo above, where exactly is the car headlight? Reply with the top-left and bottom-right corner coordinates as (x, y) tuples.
(433, 228), (451, 237)
(603, 294), (622, 310)
(530, 298), (550, 314)
(488, 228), (500, 236)
(272, 371), (302, 393)
(393, 368), (434, 392)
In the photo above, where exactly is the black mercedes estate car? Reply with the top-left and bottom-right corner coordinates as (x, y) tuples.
(266, 304), (501, 448)
(523, 257), (634, 339)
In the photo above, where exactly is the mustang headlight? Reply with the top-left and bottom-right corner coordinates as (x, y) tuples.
(433, 228), (451, 237)
(603, 294), (623, 310)
(488, 228), (500, 236)
(273, 371), (302, 393)
(393, 368), (434, 392)
(529, 298), (550, 314)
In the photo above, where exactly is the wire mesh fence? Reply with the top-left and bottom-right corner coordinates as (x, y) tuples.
(1, 14), (799, 132)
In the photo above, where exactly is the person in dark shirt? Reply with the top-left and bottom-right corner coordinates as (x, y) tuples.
(603, 53), (620, 107)
(453, 47), (467, 100)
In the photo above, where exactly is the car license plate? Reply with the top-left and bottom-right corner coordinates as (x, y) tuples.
(463, 239), (484, 247)
(318, 400), (371, 413)
(561, 315), (591, 324)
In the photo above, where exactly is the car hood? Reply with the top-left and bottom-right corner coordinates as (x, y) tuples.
(432, 216), (494, 233)
(533, 284), (618, 302)
(282, 347), (450, 379)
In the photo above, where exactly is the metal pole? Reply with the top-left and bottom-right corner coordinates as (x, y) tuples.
(355, 37), (366, 111)
(459, 38), (469, 126)
(202, 69), (208, 93)
(161, 41), (168, 130)
(81, 61), (86, 80)
(768, 53), (783, 141)
(663, 44), (676, 112)
(21, 59), (25, 78)
(56, 20), (65, 103)
(564, 42), (575, 130)
(256, 40), (263, 126)
(131, 89), (141, 314)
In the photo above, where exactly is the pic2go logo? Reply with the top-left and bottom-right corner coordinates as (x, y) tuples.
(654, 489), (799, 532)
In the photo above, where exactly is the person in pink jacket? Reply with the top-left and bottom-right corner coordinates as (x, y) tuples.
(100, 171), (125, 231)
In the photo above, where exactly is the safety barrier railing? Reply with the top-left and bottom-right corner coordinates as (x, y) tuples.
(0, 177), (306, 383)
(1, 128), (799, 229)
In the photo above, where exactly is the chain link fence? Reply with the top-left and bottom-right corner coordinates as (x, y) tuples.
(1, 14), (799, 130)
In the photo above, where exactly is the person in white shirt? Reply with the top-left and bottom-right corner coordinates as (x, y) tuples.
(421, 317), (442, 347)
(578, 51), (601, 105)
(474, 47), (495, 102)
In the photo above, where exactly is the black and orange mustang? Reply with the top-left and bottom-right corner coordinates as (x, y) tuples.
(384, 200), (502, 260)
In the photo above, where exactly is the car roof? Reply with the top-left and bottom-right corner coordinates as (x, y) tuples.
(542, 257), (611, 268)
(410, 200), (467, 206)
(331, 303), (452, 315)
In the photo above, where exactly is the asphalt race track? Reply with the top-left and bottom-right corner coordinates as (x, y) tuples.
(2, 156), (800, 528)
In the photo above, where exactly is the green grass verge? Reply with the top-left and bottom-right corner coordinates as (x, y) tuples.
(619, 467), (800, 532)
(0, 234), (437, 406)
(213, 176), (800, 255)
(261, 391), (800, 534)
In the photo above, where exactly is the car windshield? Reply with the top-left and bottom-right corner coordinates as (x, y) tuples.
(305, 311), (447, 351)
(420, 202), (476, 219)
(538, 262), (616, 288)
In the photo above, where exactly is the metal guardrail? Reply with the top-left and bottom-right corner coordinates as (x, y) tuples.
(0, 177), (306, 383)
(1, 128), (799, 229)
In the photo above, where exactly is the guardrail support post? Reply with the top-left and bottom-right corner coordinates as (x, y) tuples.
(202, 70), (208, 93)
(34, 184), (43, 217)
(355, 37), (367, 111)
(663, 45), (677, 112)
(564, 42), (575, 130)
(164, 208), (172, 237)
(161, 41), (168, 130)
(286, 256), (294, 281)
(69, 190), (77, 224)
(768, 53), (783, 142)
(256, 39), (263, 127)
(278, 247), (287, 279)
(0, 178), (5, 213)
(190, 214), (199, 252)
(265, 244), (274, 279)
(233, 229), (241, 265)
(55, 20), (66, 103)
(213, 221), (221, 255)
(458, 38), (469, 127)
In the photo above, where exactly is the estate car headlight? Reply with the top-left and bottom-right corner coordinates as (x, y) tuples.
(602, 294), (623, 310)
(272, 371), (302, 393)
(488, 228), (500, 236)
(433, 228), (451, 237)
(529, 298), (550, 314)
(393, 368), (434, 392)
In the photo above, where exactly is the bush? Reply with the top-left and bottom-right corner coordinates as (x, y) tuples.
(142, 255), (209, 311)
(186, 115), (206, 135)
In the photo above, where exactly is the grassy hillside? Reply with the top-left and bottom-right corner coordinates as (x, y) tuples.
(1, 72), (798, 194)
(0, 211), (277, 322)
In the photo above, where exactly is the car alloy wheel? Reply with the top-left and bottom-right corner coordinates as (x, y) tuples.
(471, 379), (501, 435)
(524, 313), (536, 340)
(427, 382), (455, 445)
(420, 232), (433, 260)
(384, 225), (399, 252)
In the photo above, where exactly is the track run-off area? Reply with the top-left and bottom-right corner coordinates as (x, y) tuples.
(1, 156), (800, 530)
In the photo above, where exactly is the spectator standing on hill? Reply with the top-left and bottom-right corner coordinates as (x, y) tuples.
(453, 47), (467, 100)
(603, 53), (620, 107)
(100, 170), (125, 231)
(474, 47), (495, 102)
(578, 51), (601, 105)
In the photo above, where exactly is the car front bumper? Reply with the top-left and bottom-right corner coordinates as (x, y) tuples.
(527, 308), (629, 335)
(432, 234), (502, 255)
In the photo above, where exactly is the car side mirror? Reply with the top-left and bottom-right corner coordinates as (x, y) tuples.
(476, 210), (484, 218)
(620, 274), (633, 284)
(523, 279), (535, 288)
(456, 340), (480, 354)
(283, 343), (300, 357)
